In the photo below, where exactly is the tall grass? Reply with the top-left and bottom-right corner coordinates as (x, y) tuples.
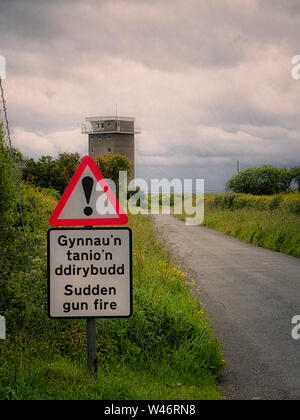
(177, 192), (300, 258)
(202, 207), (300, 257)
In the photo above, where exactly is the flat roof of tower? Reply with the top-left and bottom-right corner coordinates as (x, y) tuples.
(86, 116), (136, 122)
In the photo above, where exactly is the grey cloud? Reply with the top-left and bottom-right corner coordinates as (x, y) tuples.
(0, 0), (256, 72)
(262, 0), (300, 16)
(2, 0), (299, 77)
(1, 0), (300, 192)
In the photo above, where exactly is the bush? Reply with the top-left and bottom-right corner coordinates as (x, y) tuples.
(211, 192), (300, 215)
(0, 127), (19, 315)
(0, 183), (58, 330)
(0, 126), (16, 229)
(22, 153), (82, 195)
(227, 166), (292, 195)
(94, 154), (133, 200)
(95, 154), (132, 181)
(282, 193), (300, 215)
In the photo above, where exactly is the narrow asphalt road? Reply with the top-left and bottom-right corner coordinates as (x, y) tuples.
(153, 214), (300, 400)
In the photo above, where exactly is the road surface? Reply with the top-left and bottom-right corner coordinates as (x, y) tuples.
(153, 214), (300, 400)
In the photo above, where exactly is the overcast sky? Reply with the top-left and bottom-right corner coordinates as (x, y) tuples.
(1, 0), (300, 191)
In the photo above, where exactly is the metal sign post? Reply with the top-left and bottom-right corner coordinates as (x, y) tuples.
(86, 225), (97, 375)
(85, 225), (97, 374)
(87, 318), (97, 373)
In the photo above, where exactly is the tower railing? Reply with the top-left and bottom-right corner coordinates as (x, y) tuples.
(81, 123), (141, 135)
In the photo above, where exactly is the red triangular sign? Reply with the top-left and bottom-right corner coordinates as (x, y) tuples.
(49, 156), (128, 226)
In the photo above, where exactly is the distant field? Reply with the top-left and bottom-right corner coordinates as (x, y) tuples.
(177, 192), (300, 258)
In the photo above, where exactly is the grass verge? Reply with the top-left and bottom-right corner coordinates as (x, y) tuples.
(177, 193), (300, 258)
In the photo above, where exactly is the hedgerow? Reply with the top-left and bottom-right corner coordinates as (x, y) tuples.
(209, 192), (300, 215)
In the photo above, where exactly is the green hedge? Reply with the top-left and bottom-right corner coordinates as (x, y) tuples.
(209, 192), (300, 215)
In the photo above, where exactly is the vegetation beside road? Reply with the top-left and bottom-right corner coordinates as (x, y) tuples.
(226, 165), (300, 195)
(0, 133), (224, 400)
(208, 192), (300, 216)
(199, 165), (300, 257)
(178, 192), (300, 258)
(22, 152), (133, 196)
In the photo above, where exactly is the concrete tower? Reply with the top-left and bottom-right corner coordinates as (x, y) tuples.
(82, 116), (140, 180)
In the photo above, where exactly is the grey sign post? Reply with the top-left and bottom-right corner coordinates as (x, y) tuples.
(87, 318), (97, 373)
(85, 225), (97, 374)
(47, 227), (132, 373)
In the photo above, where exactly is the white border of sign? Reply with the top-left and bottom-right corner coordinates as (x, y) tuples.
(47, 227), (133, 319)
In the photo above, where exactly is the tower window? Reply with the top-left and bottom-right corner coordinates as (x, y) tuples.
(108, 135), (112, 140)
(108, 122), (112, 128)
(98, 135), (102, 140)
(108, 148), (112, 153)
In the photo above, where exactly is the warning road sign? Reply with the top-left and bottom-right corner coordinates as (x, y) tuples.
(48, 228), (132, 318)
(49, 156), (128, 226)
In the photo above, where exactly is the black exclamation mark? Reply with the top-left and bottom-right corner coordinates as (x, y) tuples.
(82, 176), (94, 216)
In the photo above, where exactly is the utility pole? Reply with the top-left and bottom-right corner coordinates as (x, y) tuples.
(237, 160), (241, 174)
(87, 318), (97, 374)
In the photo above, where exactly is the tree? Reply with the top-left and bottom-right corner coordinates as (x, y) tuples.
(0, 125), (18, 309)
(94, 154), (133, 197)
(94, 154), (133, 183)
(22, 153), (82, 194)
(226, 165), (292, 196)
(0, 124), (16, 231)
(21, 152), (133, 196)
(53, 153), (82, 194)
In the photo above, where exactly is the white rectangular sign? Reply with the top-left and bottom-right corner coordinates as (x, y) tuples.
(48, 228), (132, 318)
